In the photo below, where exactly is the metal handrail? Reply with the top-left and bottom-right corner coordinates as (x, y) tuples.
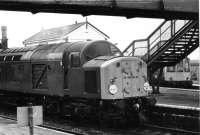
(147, 20), (196, 65)
(135, 20), (190, 57)
(132, 46), (147, 56)
(147, 21), (191, 59)
(149, 24), (171, 48)
(148, 20), (189, 51)
(122, 39), (147, 56)
(123, 19), (191, 58)
(147, 20), (167, 39)
(122, 21), (166, 56)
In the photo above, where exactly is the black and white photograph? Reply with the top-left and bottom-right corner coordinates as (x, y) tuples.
(0, 0), (199, 135)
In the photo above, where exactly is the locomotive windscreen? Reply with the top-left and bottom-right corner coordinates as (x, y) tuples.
(82, 41), (112, 62)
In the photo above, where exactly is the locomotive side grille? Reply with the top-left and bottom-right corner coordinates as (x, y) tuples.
(85, 70), (98, 93)
(32, 64), (48, 89)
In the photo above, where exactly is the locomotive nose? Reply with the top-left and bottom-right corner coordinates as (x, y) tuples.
(100, 57), (149, 100)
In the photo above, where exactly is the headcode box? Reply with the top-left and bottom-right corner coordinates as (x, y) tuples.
(17, 106), (43, 127)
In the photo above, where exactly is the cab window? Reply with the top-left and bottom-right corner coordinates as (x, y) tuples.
(70, 52), (80, 68)
(167, 66), (175, 72)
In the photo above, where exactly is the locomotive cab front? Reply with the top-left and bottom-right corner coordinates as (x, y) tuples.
(83, 56), (155, 121)
(83, 56), (151, 100)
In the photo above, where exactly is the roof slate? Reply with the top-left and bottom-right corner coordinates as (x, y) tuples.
(23, 22), (85, 44)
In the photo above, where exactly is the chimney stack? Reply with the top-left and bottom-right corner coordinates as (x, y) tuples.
(1, 26), (8, 49)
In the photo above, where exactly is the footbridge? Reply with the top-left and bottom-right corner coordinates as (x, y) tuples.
(122, 20), (199, 92)
(0, 0), (198, 20)
(123, 20), (199, 73)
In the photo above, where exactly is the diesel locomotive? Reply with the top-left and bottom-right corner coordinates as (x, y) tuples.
(0, 40), (155, 121)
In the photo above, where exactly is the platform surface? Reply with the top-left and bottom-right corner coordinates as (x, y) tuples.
(0, 117), (73, 135)
(155, 87), (200, 110)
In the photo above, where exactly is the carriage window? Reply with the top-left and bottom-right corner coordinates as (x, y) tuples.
(184, 59), (190, 72)
(176, 61), (183, 72)
(167, 66), (175, 72)
(184, 63), (190, 72)
(70, 52), (80, 68)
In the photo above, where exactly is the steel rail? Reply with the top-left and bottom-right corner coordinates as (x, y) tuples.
(144, 124), (200, 135)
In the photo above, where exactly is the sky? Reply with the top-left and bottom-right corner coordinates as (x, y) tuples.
(0, 10), (199, 60)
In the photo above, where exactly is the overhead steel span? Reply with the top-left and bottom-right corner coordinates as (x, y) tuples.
(0, 0), (198, 19)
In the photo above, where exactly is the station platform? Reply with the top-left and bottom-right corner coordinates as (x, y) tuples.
(155, 87), (200, 111)
(0, 117), (72, 135)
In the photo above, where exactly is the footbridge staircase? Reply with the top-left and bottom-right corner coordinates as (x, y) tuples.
(122, 20), (199, 74)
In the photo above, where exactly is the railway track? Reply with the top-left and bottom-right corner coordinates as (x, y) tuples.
(0, 114), (86, 135)
(0, 105), (199, 135)
(146, 105), (200, 132)
(143, 124), (200, 135)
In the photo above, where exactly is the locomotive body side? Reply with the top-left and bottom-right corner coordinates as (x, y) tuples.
(0, 44), (67, 97)
(0, 40), (117, 97)
(0, 60), (30, 92)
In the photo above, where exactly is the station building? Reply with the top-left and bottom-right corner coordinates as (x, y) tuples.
(23, 21), (110, 46)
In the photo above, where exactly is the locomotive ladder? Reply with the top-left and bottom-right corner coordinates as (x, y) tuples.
(122, 20), (199, 93)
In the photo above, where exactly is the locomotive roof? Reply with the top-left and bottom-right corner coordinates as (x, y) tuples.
(29, 40), (113, 61)
(0, 40), (115, 61)
(0, 45), (37, 55)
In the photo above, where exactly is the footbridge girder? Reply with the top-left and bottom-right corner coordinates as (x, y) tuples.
(0, 0), (198, 19)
